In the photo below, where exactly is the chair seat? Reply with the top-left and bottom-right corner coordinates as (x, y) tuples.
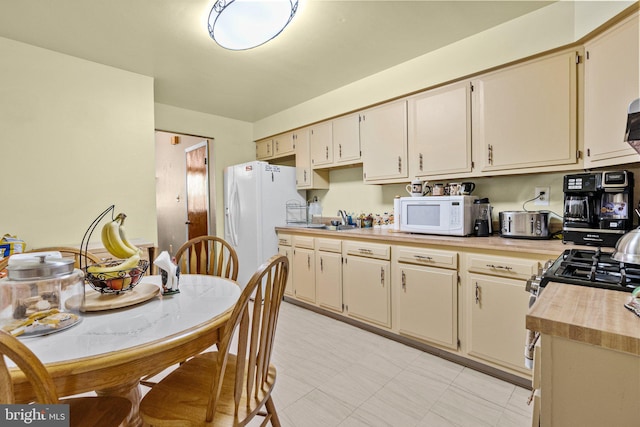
(140, 352), (277, 427)
(65, 396), (132, 427)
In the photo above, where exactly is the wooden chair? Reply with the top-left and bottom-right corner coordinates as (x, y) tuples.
(139, 254), (289, 426)
(0, 330), (131, 427)
(174, 236), (238, 280)
(27, 246), (101, 269)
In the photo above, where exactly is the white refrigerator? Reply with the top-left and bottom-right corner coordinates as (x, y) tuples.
(224, 161), (305, 288)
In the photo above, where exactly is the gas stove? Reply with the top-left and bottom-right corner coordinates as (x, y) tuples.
(539, 248), (639, 292)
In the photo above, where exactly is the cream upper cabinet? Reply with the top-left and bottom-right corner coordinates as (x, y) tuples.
(408, 81), (472, 179)
(472, 49), (580, 173)
(584, 12), (640, 168)
(360, 100), (408, 183)
(394, 246), (458, 350)
(295, 128), (329, 190)
(273, 132), (296, 158)
(315, 238), (343, 313)
(332, 113), (361, 165)
(309, 121), (333, 168)
(256, 138), (273, 160)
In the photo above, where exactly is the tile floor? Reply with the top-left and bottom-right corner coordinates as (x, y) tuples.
(253, 302), (533, 427)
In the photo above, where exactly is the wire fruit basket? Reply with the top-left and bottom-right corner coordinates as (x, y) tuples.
(80, 205), (149, 294)
(84, 259), (149, 293)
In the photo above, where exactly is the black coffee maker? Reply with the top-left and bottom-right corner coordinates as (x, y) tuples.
(562, 171), (634, 247)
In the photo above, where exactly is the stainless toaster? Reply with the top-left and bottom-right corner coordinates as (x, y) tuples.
(499, 211), (550, 239)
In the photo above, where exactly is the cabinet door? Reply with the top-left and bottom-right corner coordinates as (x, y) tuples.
(584, 12), (640, 167)
(408, 81), (472, 178)
(295, 129), (329, 189)
(316, 251), (343, 312)
(256, 139), (273, 160)
(344, 255), (390, 327)
(333, 113), (361, 165)
(396, 264), (457, 349)
(468, 273), (531, 373)
(360, 100), (408, 182)
(310, 121), (333, 168)
(292, 247), (315, 303)
(278, 246), (294, 297)
(295, 129), (312, 189)
(273, 132), (295, 157)
(473, 50), (579, 173)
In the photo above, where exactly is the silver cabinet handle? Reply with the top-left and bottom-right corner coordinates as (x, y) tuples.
(401, 270), (406, 291)
(475, 282), (480, 304)
(380, 267), (385, 286)
(488, 144), (493, 165)
(414, 255), (433, 262)
(320, 257), (324, 272)
(339, 143), (342, 158)
(325, 146), (329, 160)
(419, 153), (423, 171)
(398, 156), (402, 173)
(307, 254), (311, 269)
(358, 248), (373, 255)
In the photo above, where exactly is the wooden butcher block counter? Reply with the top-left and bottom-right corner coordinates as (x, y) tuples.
(526, 283), (640, 427)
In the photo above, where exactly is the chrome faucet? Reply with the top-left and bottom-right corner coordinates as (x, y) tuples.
(337, 210), (348, 226)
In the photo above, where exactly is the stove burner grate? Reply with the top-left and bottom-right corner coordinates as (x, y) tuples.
(542, 248), (639, 291)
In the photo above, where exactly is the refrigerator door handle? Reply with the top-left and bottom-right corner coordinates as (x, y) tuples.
(226, 182), (240, 247)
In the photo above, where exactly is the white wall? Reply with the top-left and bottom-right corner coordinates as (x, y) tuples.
(154, 103), (255, 238)
(0, 36), (156, 249)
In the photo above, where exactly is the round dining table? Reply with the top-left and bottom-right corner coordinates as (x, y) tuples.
(9, 274), (241, 427)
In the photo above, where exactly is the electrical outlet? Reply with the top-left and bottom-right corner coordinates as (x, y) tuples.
(535, 187), (550, 206)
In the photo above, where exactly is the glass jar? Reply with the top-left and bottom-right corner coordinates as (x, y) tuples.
(0, 252), (84, 337)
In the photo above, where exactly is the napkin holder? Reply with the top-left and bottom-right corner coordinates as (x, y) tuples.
(154, 251), (180, 295)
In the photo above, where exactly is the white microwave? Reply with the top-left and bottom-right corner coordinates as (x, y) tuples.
(394, 195), (478, 236)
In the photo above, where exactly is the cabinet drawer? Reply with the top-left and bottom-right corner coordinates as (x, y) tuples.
(316, 238), (341, 253)
(467, 254), (540, 280)
(278, 234), (292, 246)
(396, 246), (457, 269)
(344, 241), (390, 260)
(292, 235), (315, 249)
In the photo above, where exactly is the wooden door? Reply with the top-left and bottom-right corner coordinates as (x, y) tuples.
(185, 142), (209, 242)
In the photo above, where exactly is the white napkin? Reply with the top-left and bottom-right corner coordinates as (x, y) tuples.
(154, 251), (178, 292)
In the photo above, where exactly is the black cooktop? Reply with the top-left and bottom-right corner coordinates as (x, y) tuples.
(541, 248), (639, 292)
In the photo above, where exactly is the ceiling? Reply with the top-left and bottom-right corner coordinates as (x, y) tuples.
(0, 1), (554, 123)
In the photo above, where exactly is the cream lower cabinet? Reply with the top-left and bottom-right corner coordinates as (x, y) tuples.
(466, 254), (541, 374)
(291, 235), (315, 303)
(393, 246), (458, 350)
(277, 234), (294, 297)
(343, 241), (391, 328)
(315, 238), (343, 313)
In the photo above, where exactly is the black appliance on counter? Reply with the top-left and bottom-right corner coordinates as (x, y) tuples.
(562, 170), (634, 247)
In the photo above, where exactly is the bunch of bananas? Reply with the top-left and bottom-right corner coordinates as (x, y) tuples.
(87, 213), (141, 275)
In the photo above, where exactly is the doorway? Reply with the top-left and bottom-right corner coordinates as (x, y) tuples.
(185, 142), (209, 241)
(155, 131), (215, 255)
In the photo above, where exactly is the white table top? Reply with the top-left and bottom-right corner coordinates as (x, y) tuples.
(15, 274), (241, 365)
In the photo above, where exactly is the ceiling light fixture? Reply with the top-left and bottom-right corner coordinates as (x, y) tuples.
(208, 0), (299, 51)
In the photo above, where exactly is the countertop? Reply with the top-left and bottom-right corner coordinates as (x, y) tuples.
(276, 225), (582, 257)
(526, 282), (640, 355)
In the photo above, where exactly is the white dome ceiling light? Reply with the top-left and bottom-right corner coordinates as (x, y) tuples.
(208, 0), (299, 50)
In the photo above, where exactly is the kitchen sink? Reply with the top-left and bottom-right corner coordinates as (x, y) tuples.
(326, 224), (358, 231)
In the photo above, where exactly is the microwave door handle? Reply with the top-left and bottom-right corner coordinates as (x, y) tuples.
(508, 217), (512, 233)
(530, 217), (534, 234)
